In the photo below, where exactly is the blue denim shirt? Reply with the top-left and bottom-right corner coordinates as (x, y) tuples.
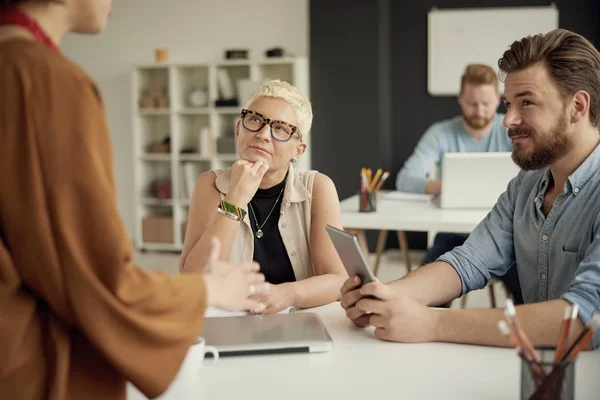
(439, 143), (600, 349)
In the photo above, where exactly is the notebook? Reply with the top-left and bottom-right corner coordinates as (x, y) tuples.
(202, 312), (333, 356)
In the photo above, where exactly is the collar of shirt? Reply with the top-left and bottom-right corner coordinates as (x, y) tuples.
(535, 142), (600, 200)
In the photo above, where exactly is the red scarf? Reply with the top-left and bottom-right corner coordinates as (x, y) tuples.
(0, 6), (60, 52)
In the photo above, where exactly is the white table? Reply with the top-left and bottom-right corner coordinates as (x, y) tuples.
(340, 194), (490, 276)
(341, 194), (490, 234)
(128, 303), (600, 400)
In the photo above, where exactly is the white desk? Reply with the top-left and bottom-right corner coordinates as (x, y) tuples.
(339, 194), (491, 276)
(340, 194), (489, 234)
(128, 303), (600, 400)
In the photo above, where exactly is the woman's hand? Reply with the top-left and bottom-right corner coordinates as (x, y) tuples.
(203, 238), (270, 312)
(224, 160), (269, 208)
(251, 282), (297, 314)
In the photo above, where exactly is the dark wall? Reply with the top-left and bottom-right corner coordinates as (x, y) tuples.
(310, 0), (600, 250)
(309, 1), (382, 199)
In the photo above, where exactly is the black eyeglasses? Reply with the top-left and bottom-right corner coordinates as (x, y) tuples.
(240, 109), (302, 142)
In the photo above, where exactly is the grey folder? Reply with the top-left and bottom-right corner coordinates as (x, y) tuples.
(202, 312), (333, 356)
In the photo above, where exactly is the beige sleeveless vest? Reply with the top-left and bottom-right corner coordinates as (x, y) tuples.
(213, 164), (317, 281)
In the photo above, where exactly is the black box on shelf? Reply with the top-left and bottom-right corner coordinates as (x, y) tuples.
(215, 99), (238, 107)
(225, 49), (249, 59)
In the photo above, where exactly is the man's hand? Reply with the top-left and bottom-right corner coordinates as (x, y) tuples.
(251, 282), (296, 314)
(340, 276), (371, 328)
(357, 282), (438, 343)
(425, 179), (442, 196)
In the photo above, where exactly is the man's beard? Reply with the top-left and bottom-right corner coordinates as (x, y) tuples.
(462, 111), (495, 130)
(509, 111), (571, 170)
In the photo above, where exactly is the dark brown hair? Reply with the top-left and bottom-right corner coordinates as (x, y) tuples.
(498, 28), (600, 127)
(460, 64), (498, 93)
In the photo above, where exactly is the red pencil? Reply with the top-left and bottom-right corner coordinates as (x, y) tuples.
(373, 171), (390, 192)
(554, 305), (576, 362)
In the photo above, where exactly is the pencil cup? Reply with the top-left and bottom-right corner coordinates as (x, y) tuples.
(520, 349), (575, 400)
(358, 191), (376, 212)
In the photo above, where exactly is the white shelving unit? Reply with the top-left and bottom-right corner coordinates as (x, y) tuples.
(132, 57), (309, 251)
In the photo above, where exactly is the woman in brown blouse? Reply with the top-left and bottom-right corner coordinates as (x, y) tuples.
(0, 1), (268, 399)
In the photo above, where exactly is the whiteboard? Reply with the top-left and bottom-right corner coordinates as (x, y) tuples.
(428, 6), (558, 96)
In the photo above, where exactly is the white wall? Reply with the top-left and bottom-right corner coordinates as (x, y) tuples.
(62, 0), (309, 239)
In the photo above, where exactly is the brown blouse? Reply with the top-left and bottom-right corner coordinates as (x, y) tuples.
(0, 39), (206, 400)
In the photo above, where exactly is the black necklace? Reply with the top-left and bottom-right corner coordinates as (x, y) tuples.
(248, 184), (285, 239)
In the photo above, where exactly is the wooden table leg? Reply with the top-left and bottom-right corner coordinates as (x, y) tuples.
(396, 230), (412, 274)
(373, 230), (388, 277)
(355, 230), (369, 258)
(488, 283), (497, 308)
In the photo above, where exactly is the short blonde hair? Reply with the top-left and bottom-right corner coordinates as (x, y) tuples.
(244, 79), (313, 137)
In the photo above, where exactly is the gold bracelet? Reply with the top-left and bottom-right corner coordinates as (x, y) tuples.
(216, 206), (241, 221)
(219, 199), (247, 220)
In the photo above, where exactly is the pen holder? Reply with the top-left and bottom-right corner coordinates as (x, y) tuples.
(359, 190), (376, 213)
(520, 349), (575, 400)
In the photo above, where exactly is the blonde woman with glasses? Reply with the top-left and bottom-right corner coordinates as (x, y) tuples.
(181, 80), (348, 314)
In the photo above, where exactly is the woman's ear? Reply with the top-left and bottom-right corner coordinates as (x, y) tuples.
(294, 143), (307, 158)
(235, 119), (241, 140)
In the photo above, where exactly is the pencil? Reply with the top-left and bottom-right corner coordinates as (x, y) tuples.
(532, 315), (600, 399)
(554, 305), (574, 363)
(566, 304), (580, 347)
(369, 168), (383, 191)
(563, 314), (600, 362)
(360, 170), (370, 192)
(373, 171), (390, 192)
(505, 299), (546, 381)
(500, 316), (545, 385)
(497, 320), (521, 352)
(505, 299), (540, 361)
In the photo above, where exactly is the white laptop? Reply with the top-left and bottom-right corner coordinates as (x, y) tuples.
(202, 312), (333, 357)
(438, 152), (520, 209)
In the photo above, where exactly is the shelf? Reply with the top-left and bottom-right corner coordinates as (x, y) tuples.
(133, 57), (308, 252)
(178, 108), (211, 115)
(214, 107), (240, 115)
(175, 62), (210, 68)
(258, 57), (297, 65)
(136, 63), (171, 70)
(215, 153), (238, 161)
(179, 154), (212, 162)
(139, 154), (171, 161)
(142, 198), (173, 206)
(138, 109), (170, 115)
(216, 59), (252, 67)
